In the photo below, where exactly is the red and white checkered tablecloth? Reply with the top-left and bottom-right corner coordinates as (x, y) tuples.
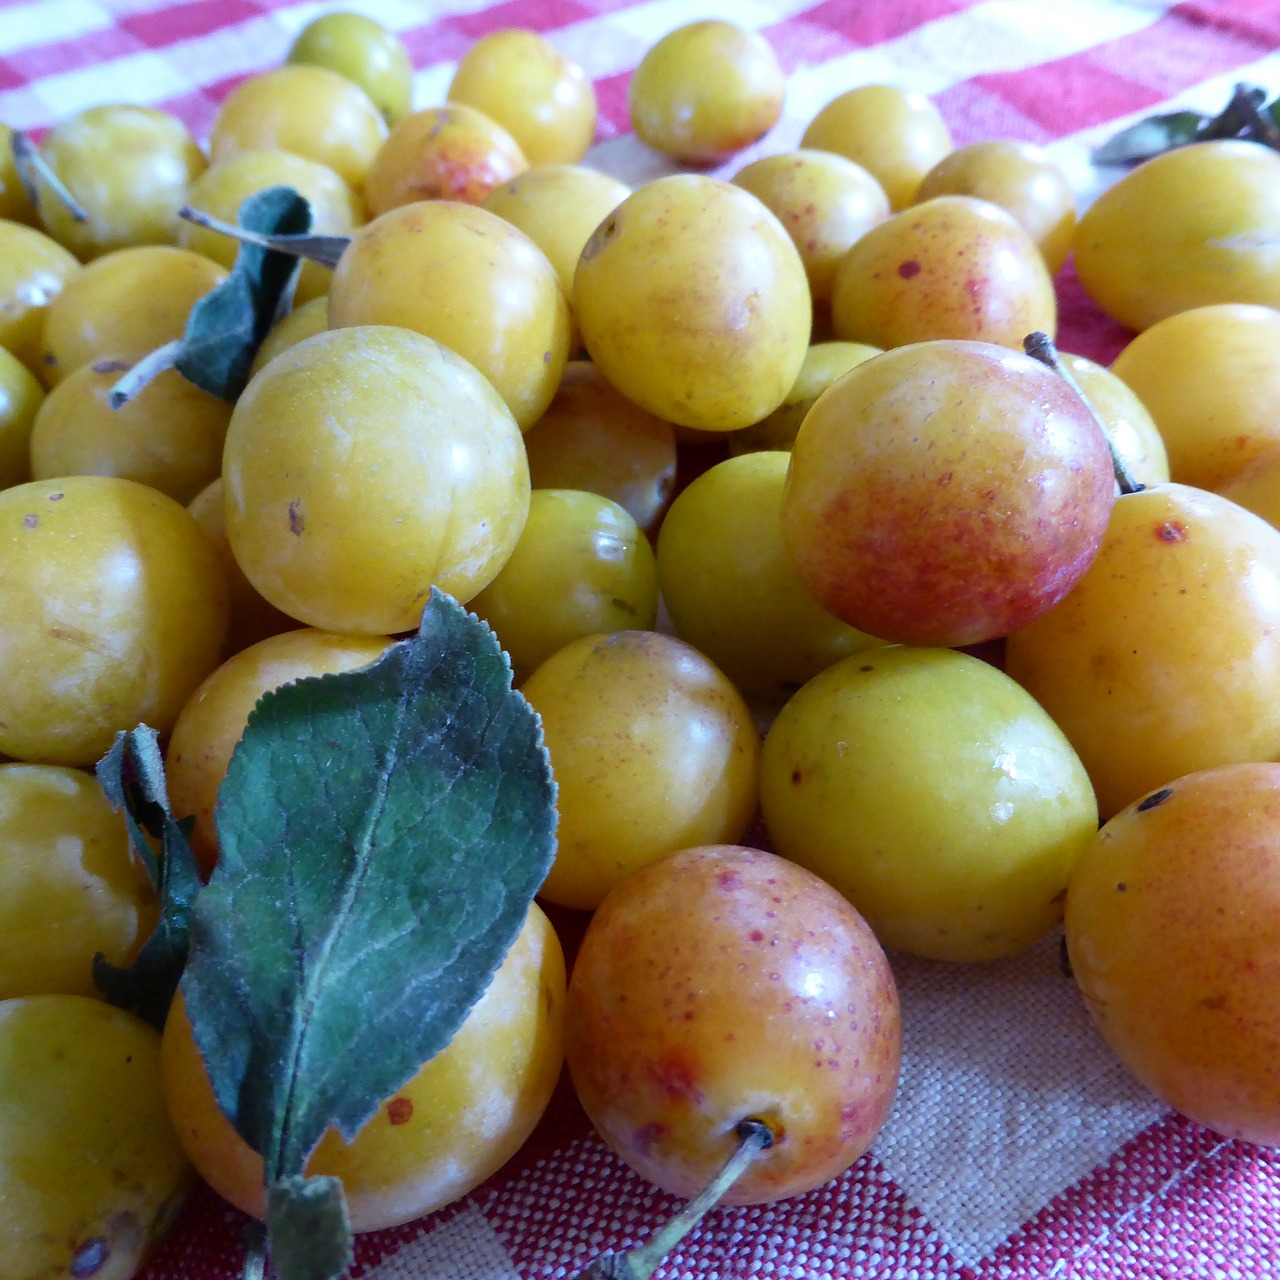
(6, 0), (1280, 1276)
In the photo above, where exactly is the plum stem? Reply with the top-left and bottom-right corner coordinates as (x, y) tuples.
(574, 1119), (774, 1280)
(1023, 332), (1144, 496)
(107, 340), (181, 409)
(177, 205), (350, 268)
(9, 128), (89, 222)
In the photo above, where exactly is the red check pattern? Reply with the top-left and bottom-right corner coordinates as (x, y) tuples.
(5, 0), (1280, 1276)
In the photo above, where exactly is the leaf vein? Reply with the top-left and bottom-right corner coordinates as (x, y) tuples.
(270, 689), (411, 1178)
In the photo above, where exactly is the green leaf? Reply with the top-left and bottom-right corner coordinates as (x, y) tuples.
(1092, 110), (1205, 165)
(109, 185), (313, 408)
(264, 1178), (353, 1280)
(92, 727), (203, 1031)
(181, 588), (557, 1189)
(175, 185), (312, 401)
(1093, 83), (1280, 167)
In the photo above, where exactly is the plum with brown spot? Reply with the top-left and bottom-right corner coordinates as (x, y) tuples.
(1006, 483), (1280, 817)
(1067, 763), (1280, 1145)
(162, 905), (566, 1231)
(831, 195), (1056, 349)
(564, 844), (901, 1204)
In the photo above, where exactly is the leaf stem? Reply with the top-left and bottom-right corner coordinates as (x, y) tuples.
(9, 129), (90, 221)
(1022, 332), (1143, 497)
(243, 1221), (270, 1280)
(177, 205), (350, 268)
(1224, 82), (1280, 150)
(108, 341), (181, 409)
(1198, 83), (1272, 145)
(575, 1119), (774, 1280)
